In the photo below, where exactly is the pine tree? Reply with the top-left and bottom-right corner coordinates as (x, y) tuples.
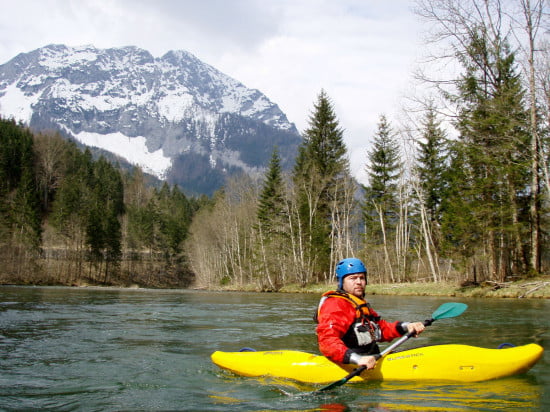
(415, 106), (448, 228)
(292, 90), (350, 280)
(124, 172), (155, 255)
(257, 147), (286, 235)
(439, 141), (480, 262)
(50, 150), (124, 283)
(51, 147), (93, 242)
(449, 29), (531, 280)
(157, 183), (193, 255)
(0, 119), (42, 253)
(91, 157), (124, 281)
(363, 115), (401, 244)
(256, 147), (290, 288)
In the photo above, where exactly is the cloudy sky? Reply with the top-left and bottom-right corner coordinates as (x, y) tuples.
(0, 0), (427, 184)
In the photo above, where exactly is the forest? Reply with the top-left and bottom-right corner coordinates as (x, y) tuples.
(1, 0), (549, 290)
(0, 119), (208, 287)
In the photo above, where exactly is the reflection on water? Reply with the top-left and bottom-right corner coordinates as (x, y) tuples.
(208, 371), (542, 411)
(0, 286), (548, 411)
(373, 376), (541, 410)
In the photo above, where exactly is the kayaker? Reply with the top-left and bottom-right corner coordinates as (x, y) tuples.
(315, 257), (425, 370)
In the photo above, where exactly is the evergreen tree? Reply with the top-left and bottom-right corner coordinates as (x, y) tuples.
(0, 118), (25, 195)
(448, 29), (531, 280)
(415, 106), (448, 228)
(88, 157), (124, 281)
(156, 183), (193, 255)
(292, 90), (350, 280)
(0, 119), (42, 252)
(50, 150), (124, 282)
(256, 147), (290, 288)
(295, 90), (348, 179)
(257, 147), (287, 235)
(439, 141), (480, 262)
(124, 168), (156, 254)
(363, 115), (401, 244)
(124, 174), (197, 286)
(51, 147), (93, 244)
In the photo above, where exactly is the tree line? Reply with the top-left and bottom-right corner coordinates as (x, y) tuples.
(2, 0), (548, 290)
(0, 119), (206, 287)
(186, 0), (550, 290)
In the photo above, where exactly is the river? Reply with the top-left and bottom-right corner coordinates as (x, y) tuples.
(0, 286), (548, 411)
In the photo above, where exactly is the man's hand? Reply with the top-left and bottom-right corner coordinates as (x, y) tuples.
(407, 321), (425, 337)
(357, 355), (377, 370)
(354, 322), (425, 370)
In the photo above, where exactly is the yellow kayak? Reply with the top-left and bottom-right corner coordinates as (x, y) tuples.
(211, 343), (543, 384)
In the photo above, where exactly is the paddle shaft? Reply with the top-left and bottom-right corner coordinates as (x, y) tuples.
(377, 318), (434, 357)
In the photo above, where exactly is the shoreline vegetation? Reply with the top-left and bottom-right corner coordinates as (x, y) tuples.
(207, 276), (550, 299)
(7, 269), (549, 299)
(3, 275), (549, 299)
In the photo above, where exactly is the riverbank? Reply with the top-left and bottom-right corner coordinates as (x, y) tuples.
(212, 276), (550, 298)
(4, 274), (550, 298)
(285, 277), (550, 298)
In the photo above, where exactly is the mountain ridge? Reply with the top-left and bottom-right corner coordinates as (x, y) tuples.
(0, 44), (301, 194)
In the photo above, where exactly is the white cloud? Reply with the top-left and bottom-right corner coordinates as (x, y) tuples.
(0, 0), (425, 185)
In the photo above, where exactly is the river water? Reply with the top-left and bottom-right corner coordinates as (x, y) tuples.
(0, 286), (548, 411)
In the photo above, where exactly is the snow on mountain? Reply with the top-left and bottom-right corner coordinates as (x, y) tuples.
(1, 83), (41, 124)
(66, 127), (172, 178)
(0, 44), (300, 192)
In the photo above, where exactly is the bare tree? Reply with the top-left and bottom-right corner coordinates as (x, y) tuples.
(329, 173), (359, 281)
(186, 175), (260, 288)
(33, 132), (67, 211)
(507, 0), (548, 272)
(537, 40), (550, 194)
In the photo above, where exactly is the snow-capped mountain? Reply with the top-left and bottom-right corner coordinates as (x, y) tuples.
(0, 44), (301, 194)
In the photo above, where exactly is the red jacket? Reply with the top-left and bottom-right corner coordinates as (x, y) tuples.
(316, 292), (406, 364)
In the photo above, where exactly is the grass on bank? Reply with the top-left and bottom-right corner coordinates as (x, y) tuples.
(273, 276), (550, 298)
(9, 272), (548, 299)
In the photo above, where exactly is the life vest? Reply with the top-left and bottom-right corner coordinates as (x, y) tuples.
(315, 290), (382, 354)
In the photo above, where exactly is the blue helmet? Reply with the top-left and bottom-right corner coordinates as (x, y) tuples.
(335, 258), (367, 289)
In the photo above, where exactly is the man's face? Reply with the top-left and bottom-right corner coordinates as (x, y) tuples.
(342, 273), (366, 297)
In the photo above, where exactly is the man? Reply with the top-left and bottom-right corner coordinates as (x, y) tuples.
(315, 258), (425, 370)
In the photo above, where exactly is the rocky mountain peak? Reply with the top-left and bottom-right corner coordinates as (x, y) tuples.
(0, 44), (301, 194)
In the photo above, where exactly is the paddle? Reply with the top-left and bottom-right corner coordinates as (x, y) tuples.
(316, 302), (468, 392)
